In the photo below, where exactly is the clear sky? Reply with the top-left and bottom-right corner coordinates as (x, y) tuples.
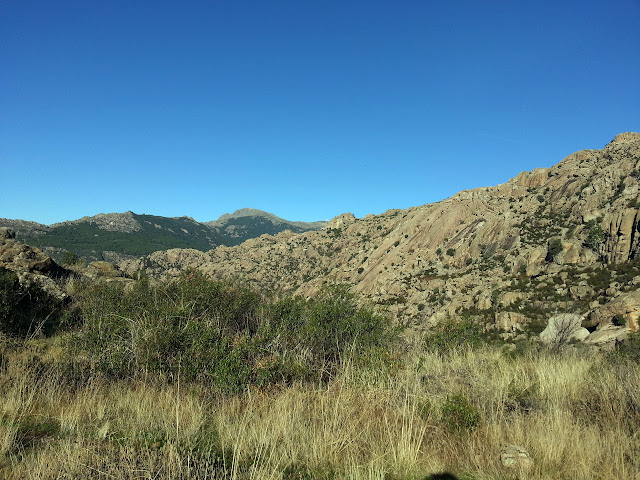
(2, 1), (639, 225)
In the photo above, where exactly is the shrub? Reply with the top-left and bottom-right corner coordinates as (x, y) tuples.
(0, 268), (63, 337)
(69, 275), (396, 391)
(584, 220), (606, 252)
(61, 250), (81, 266)
(423, 318), (486, 355)
(302, 285), (395, 366)
(546, 238), (563, 262)
(611, 332), (640, 364)
(446, 248), (455, 257)
(440, 393), (481, 432)
(565, 225), (576, 239)
(612, 314), (626, 327)
(69, 272), (265, 386)
(505, 380), (539, 412)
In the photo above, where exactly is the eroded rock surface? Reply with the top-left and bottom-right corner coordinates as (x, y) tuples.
(118, 134), (640, 336)
(0, 229), (69, 301)
(587, 291), (640, 332)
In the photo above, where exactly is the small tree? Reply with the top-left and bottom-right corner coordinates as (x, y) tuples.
(584, 220), (606, 252)
(546, 238), (563, 262)
(61, 250), (81, 266)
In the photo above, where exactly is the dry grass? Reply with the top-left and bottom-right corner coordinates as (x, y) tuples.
(0, 338), (639, 479)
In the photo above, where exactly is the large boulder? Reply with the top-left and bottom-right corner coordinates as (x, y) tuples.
(119, 248), (212, 278)
(0, 232), (67, 277)
(86, 261), (127, 279)
(325, 213), (356, 229)
(584, 324), (628, 347)
(540, 314), (589, 344)
(0, 227), (16, 239)
(0, 232), (69, 303)
(494, 312), (528, 332)
(500, 444), (534, 472)
(585, 291), (640, 332)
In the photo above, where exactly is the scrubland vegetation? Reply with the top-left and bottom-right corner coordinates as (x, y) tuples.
(1, 272), (639, 479)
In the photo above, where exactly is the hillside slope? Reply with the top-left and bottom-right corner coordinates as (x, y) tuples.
(121, 133), (640, 338)
(0, 209), (327, 263)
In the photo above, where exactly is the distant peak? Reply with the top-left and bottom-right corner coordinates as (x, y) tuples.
(213, 208), (281, 223)
(230, 208), (272, 217)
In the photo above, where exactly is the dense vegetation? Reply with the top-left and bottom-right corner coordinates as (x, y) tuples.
(64, 273), (396, 392)
(0, 267), (65, 337)
(1, 272), (639, 479)
(28, 214), (221, 261)
(20, 213), (320, 263)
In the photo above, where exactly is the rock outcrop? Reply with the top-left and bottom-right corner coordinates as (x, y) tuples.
(117, 134), (640, 338)
(499, 444), (534, 472)
(0, 229), (66, 277)
(0, 229), (70, 301)
(1, 209), (328, 264)
(586, 290), (640, 332)
(540, 314), (590, 344)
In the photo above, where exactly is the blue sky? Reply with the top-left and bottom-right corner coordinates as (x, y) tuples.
(2, 0), (639, 224)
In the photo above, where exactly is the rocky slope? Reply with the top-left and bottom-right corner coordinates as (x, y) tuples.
(121, 133), (640, 343)
(0, 209), (327, 263)
(0, 227), (69, 302)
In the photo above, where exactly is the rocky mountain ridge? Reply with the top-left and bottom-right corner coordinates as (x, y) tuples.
(206, 208), (327, 231)
(0, 209), (327, 263)
(120, 133), (640, 345)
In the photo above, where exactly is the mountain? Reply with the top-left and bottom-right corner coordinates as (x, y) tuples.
(120, 133), (640, 343)
(204, 208), (328, 239)
(0, 209), (327, 263)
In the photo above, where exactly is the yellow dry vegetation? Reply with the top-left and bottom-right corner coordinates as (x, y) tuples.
(1, 338), (639, 479)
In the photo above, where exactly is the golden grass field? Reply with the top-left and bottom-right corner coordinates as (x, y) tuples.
(1, 335), (639, 480)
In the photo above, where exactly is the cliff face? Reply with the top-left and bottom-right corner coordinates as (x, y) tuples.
(121, 133), (640, 334)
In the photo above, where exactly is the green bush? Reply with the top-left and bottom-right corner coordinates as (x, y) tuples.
(304, 285), (394, 365)
(69, 274), (396, 392)
(584, 220), (606, 252)
(440, 393), (481, 432)
(61, 250), (81, 266)
(0, 268), (63, 337)
(612, 314), (626, 327)
(546, 238), (563, 262)
(423, 318), (486, 355)
(505, 380), (539, 412)
(611, 332), (640, 364)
